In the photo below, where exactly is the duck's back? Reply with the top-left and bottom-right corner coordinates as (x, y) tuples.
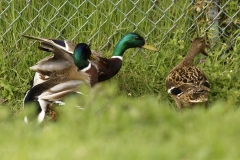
(166, 66), (209, 89)
(166, 66), (210, 107)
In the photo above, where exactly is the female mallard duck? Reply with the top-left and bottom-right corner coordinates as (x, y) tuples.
(165, 37), (210, 110)
(24, 33), (158, 83)
(24, 43), (98, 123)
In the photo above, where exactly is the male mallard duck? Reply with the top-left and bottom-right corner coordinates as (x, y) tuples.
(165, 37), (210, 110)
(24, 43), (98, 123)
(94, 33), (158, 81)
(24, 33), (158, 83)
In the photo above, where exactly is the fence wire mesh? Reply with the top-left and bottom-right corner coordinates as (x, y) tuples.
(1, 0), (240, 54)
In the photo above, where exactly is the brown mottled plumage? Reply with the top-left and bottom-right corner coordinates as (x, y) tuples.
(166, 37), (210, 110)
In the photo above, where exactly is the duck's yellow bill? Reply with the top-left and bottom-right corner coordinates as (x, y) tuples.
(90, 54), (97, 60)
(142, 43), (158, 51)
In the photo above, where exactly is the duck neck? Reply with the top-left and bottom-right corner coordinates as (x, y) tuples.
(112, 39), (129, 57)
(180, 45), (200, 66)
(81, 63), (91, 72)
(74, 55), (89, 70)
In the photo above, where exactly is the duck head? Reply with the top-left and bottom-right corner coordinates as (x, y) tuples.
(73, 43), (93, 70)
(113, 33), (158, 56)
(192, 37), (208, 56)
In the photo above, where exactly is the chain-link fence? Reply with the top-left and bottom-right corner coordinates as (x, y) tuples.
(1, 0), (239, 54)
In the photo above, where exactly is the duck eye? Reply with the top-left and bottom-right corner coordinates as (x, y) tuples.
(135, 36), (141, 40)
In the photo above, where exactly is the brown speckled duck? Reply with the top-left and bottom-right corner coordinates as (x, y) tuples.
(165, 37), (210, 110)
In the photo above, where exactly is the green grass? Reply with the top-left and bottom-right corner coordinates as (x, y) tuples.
(0, 0), (240, 159)
(1, 84), (240, 160)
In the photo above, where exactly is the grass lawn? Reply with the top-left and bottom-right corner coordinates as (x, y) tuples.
(0, 0), (240, 159)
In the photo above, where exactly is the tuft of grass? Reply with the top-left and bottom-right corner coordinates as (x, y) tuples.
(1, 83), (240, 159)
